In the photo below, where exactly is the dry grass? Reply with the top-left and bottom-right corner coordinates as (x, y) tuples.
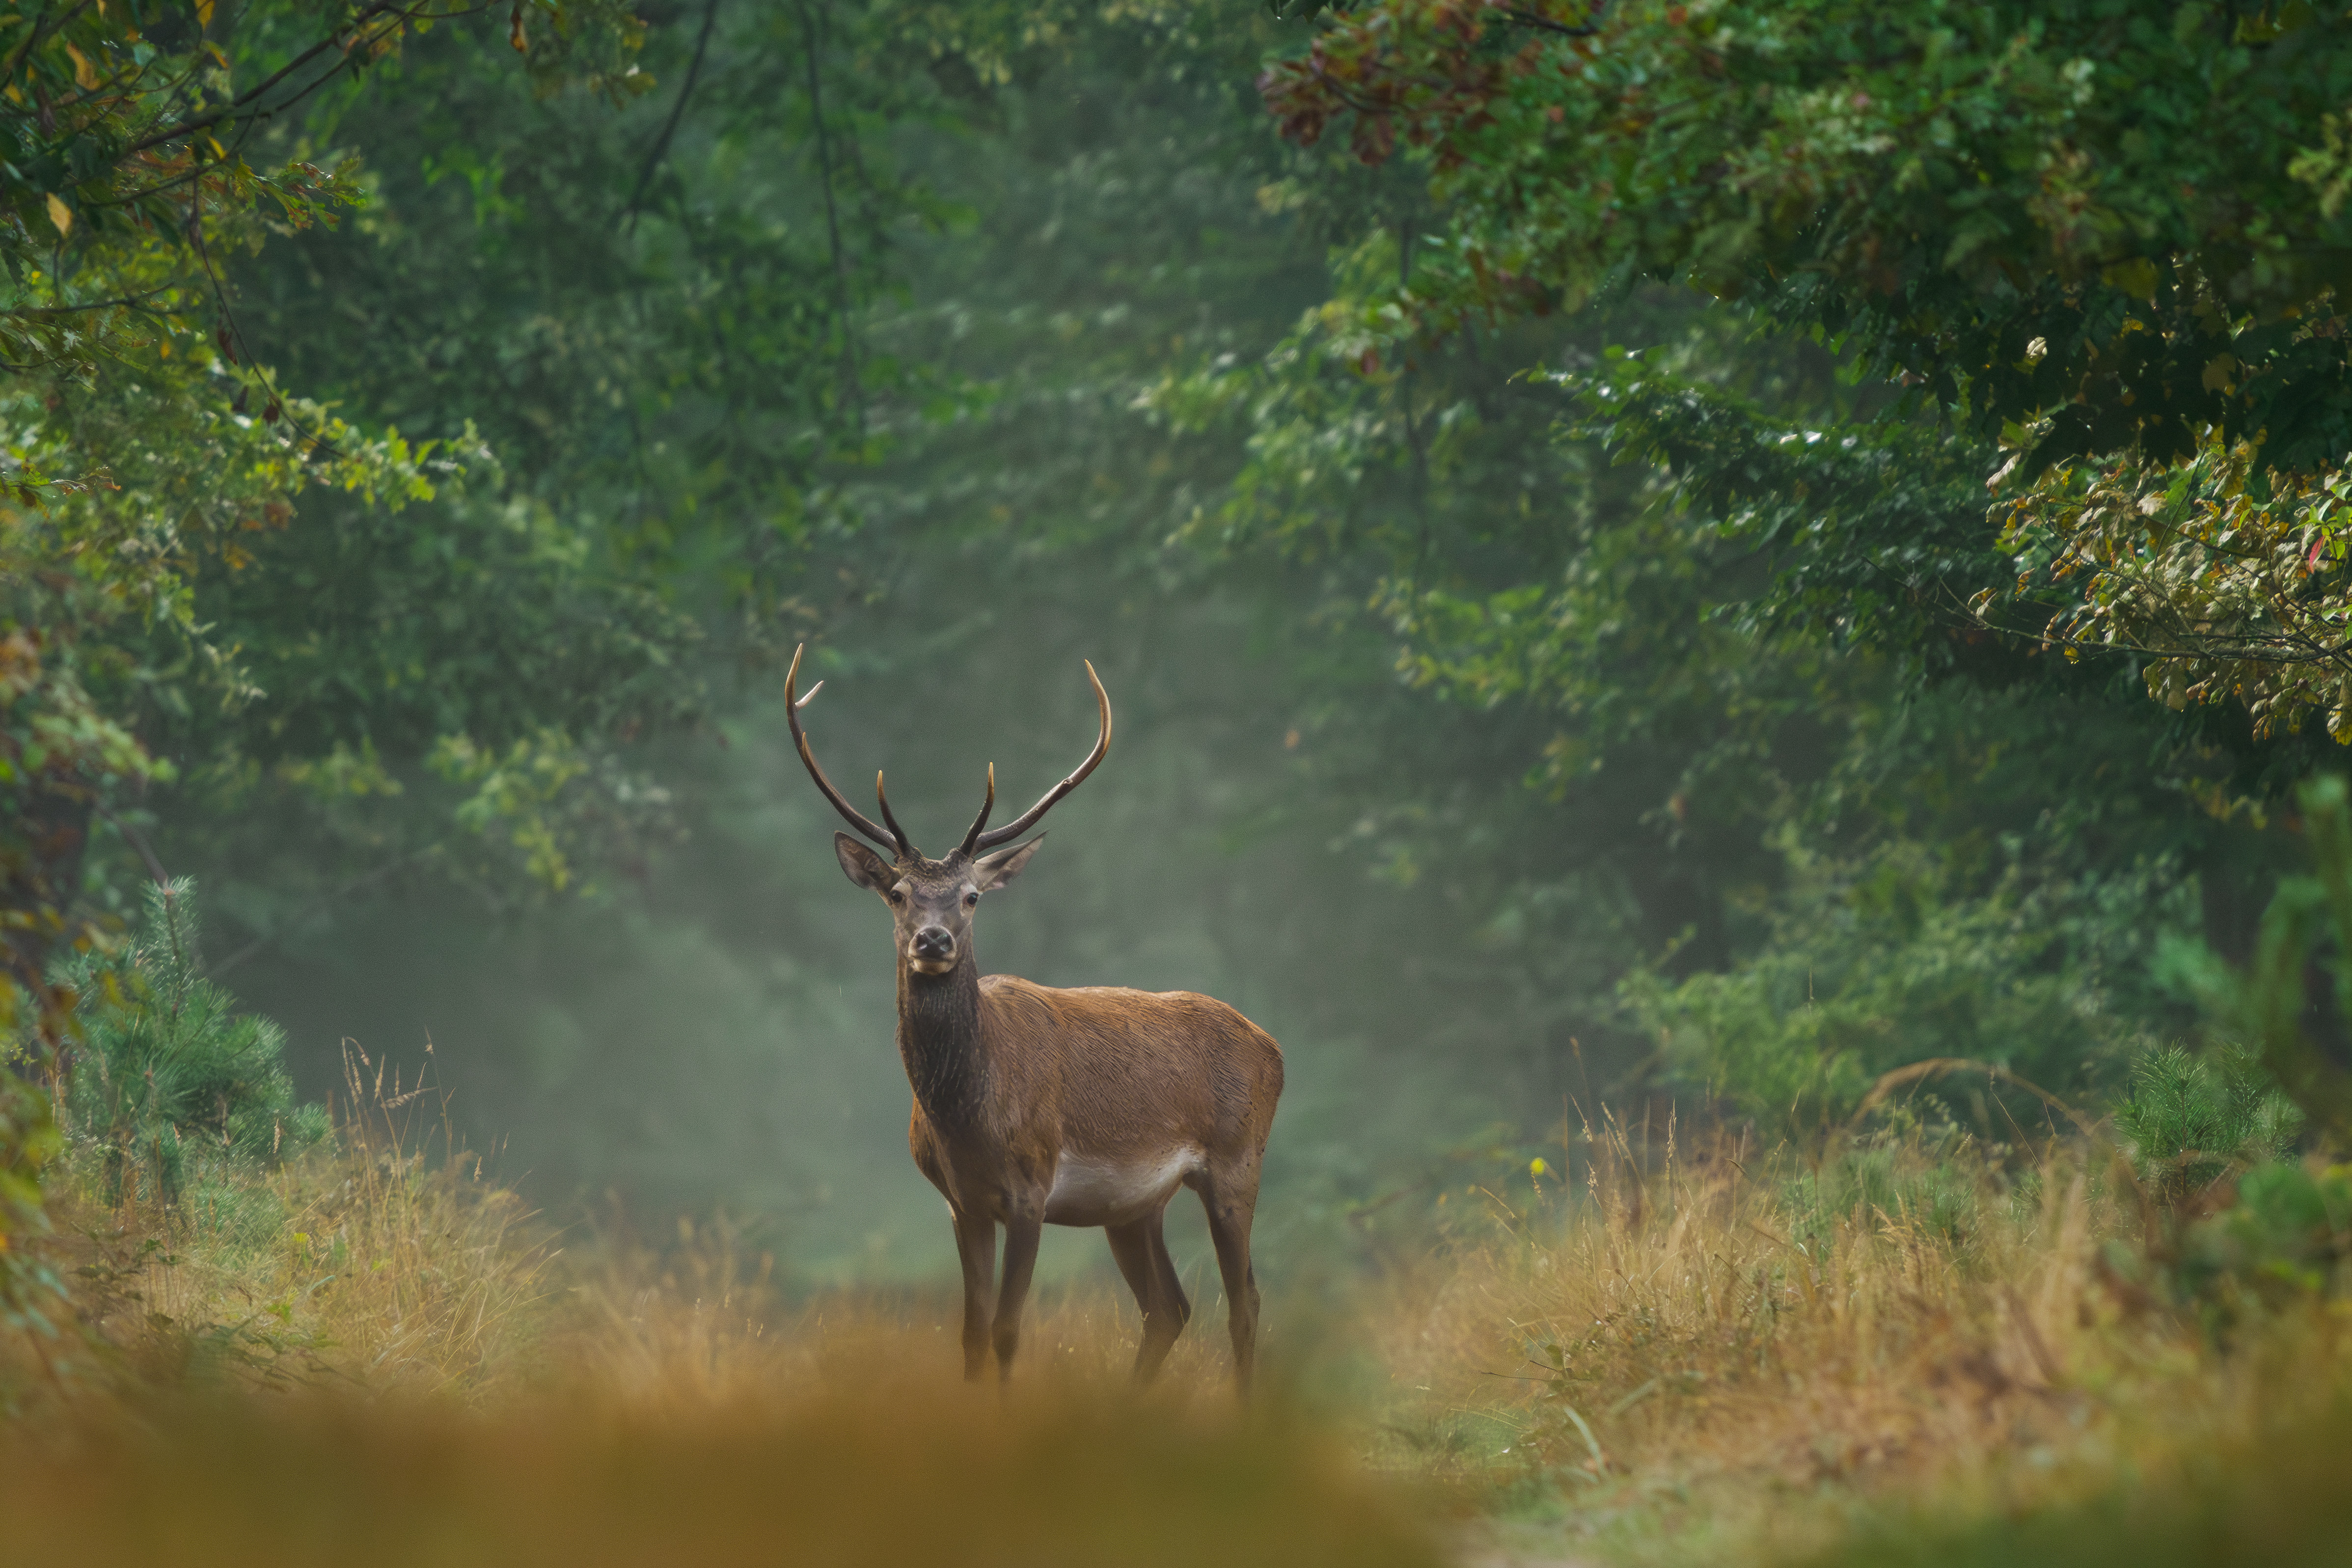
(1367, 1110), (2352, 1563)
(0, 1064), (1444, 1568)
(550, 1211), (1243, 1415)
(14, 1053), (1245, 1416)
(0, 1372), (1441, 1568)
(12, 1083), (2352, 1567)
(22, 1045), (553, 1403)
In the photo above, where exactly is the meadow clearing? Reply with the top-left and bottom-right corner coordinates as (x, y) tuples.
(15, 4), (2352, 1564)
(7, 1052), (2347, 1568)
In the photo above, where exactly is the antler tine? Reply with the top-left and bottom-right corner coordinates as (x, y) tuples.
(957, 762), (995, 857)
(875, 770), (919, 860)
(973, 660), (1112, 852)
(784, 644), (899, 856)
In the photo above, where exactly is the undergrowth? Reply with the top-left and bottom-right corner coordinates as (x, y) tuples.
(1364, 1100), (2352, 1566)
(3, 1044), (1438, 1568)
(23, 1039), (548, 1403)
(53, 881), (330, 1221)
(7, 1049), (2352, 1567)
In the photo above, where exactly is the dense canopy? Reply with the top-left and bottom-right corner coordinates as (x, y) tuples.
(6, 0), (2352, 1302)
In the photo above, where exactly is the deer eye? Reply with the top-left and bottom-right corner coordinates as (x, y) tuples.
(886, 887), (906, 904)
(963, 891), (980, 908)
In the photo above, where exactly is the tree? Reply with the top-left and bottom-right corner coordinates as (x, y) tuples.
(1259, 0), (2352, 741)
(0, 0), (671, 1304)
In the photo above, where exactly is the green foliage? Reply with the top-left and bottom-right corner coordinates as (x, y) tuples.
(134, 0), (976, 919)
(2174, 1159), (2352, 1316)
(1259, 0), (2352, 741)
(0, 0), (669, 1308)
(53, 880), (325, 1230)
(0, 623), (170, 1046)
(1629, 835), (2180, 1136)
(1264, 0), (2352, 468)
(1783, 1126), (1985, 1248)
(2113, 1045), (2303, 1207)
(2159, 774), (2352, 1132)
(1559, 345), (2008, 660)
(0, 1066), (63, 1333)
(1989, 433), (2352, 741)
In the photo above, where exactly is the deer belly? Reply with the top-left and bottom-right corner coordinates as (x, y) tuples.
(1044, 1148), (1201, 1226)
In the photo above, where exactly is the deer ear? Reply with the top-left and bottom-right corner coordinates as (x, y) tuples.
(835, 832), (894, 892)
(972, 835), (1044, 892)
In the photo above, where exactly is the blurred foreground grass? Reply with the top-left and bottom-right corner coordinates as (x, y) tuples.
(6, 1389), (1429, 1568)
(8, 1092), (2352, 1567)
(3, 1073), (1442, 1568)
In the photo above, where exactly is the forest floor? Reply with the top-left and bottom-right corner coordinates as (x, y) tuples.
(5, 1097), (2351, 1568)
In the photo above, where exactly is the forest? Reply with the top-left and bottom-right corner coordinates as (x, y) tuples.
(8, 0), (2352, 1563)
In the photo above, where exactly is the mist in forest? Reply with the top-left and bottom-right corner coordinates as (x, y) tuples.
(219, 613), (1581, 1287)
(143, 2), (2263, 1296)
(28, 4), (2352, 1562)
(191, 22), (1567, 1283)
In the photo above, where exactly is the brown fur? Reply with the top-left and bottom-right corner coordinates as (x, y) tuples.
(842, 838), (1284, 1392)
(785, 648), (1282, 1390)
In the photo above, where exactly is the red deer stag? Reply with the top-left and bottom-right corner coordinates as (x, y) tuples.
(785, 646), (1283, 1392)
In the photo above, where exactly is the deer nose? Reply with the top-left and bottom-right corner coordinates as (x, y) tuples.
(911, 926), (955, 962)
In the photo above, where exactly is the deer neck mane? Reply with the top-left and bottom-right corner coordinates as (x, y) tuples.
(896, 955), (987, 1133)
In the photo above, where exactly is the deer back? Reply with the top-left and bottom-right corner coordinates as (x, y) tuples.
(978, 976), (1283, 1164)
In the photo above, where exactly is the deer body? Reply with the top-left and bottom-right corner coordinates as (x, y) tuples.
(906, 976), (1279, 1227)
(788, 648), (1283, 1392)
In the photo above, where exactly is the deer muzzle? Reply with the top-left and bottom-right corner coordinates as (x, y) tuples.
(909, 926), (957, 973)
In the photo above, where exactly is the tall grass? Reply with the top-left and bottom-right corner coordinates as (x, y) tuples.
(1370, 1107), (2352, 1562)
(11, 1072), (2352, 1568)
(22, 1042), (550, 1401)
(554, 1210), (1239, 1414)
(3, 1052), (1444, 1568)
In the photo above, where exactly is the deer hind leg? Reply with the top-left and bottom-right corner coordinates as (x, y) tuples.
(1148, 1212), (1193, 1329)
(1105, 1210), (1188, 1386)
(952, 1208), (997, 1383)
(1198, 1169), (1263, 1398)
(991, 1202), (1045, 1383)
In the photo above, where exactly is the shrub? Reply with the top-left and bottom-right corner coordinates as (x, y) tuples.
(51, 880), (326, 1231)
(0, 1068), (61, 1334)
(2165, 1160), (2352, 1329)
(1785, 1124), (1987, 1247)
(2113, 1045), (2303, 1208)
(1627, 837), (2178, 1136)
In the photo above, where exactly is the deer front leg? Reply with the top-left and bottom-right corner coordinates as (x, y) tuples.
(991, 1199), (1045, 1382)
(951, 1208), (997, 1382)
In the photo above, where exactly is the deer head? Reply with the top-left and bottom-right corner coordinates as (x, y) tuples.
(784, 644), (1112, 977)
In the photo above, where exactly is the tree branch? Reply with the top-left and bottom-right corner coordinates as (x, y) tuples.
(800, 0), (860, 416)
(621, 0), (721, 228)
(1493, 6), (1601, 37)
(2, 0), (96, 87)
(126, 0), (426, 155)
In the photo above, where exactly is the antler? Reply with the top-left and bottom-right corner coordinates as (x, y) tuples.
(970, 660), (1112, 853)
(785, 644), (903, 858)
(875, 770), (919, 860)
(957, 762), (995, 857)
